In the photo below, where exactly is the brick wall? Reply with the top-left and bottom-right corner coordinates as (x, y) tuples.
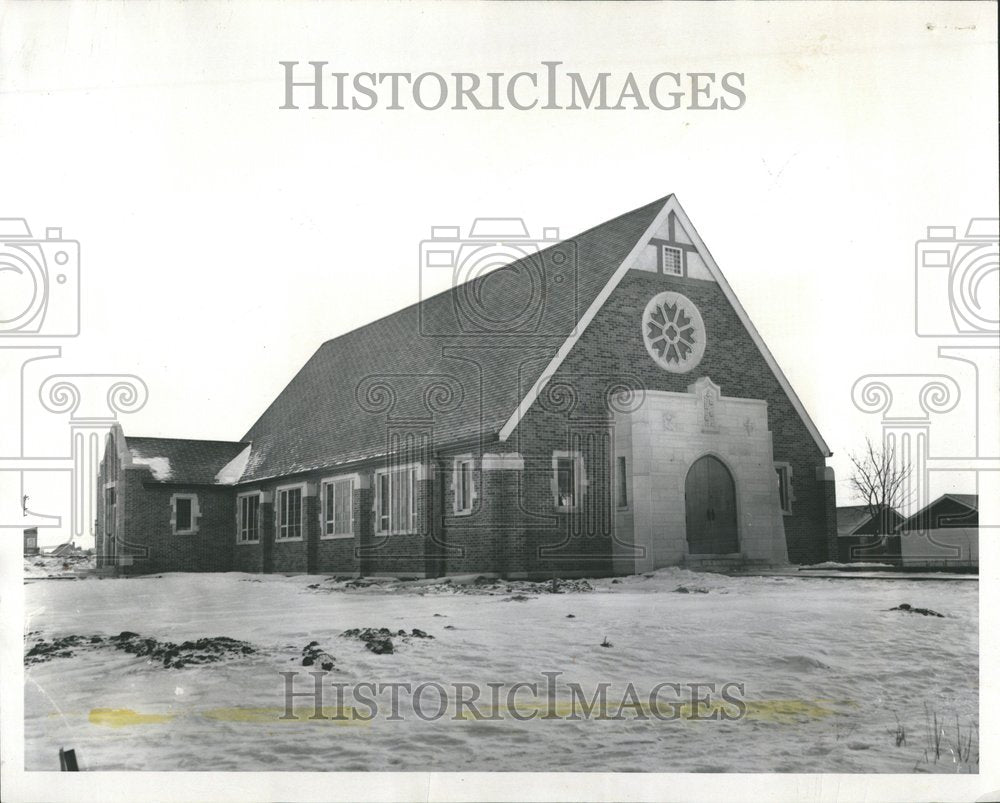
(232, 531), (264, 573)
(118, 478), (234, 575)
(232, 473), (374, 577)
(507, 268), (833, 569)
(94, 432), (117, 567)
(97, 248), (832, 577)
(432, 448), (526, 576)
(356, 475), (431, 577)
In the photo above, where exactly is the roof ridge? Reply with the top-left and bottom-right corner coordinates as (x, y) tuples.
(900, 492), (979, 525)
(126, 436), (249, 446)
(311, 193), (675, 352)
(239, 193), (673, 445)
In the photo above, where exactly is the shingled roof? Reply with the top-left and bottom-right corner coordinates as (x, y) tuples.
(237, 196), (669, 483)
(899, 493), (979, 532)
(836, 504), (903, 536)
(944, 493), (978, 511)
(836, 505), (874, 536)
(126, 436), (250, 485)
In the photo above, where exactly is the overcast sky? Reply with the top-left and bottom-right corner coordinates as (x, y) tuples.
(2, 2), (997, 546)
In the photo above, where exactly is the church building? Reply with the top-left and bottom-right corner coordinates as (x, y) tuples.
(95, 195), (837, 578)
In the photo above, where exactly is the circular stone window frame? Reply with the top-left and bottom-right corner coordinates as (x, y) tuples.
(641, 291), (707, 374)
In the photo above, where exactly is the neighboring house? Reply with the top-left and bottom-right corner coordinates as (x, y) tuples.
(48, 541), (85, 558)
(23, 527), (39, 557)
(96, 194), (837, 578)
(834, 505), (904, 564)
(897, 494), (978, 570)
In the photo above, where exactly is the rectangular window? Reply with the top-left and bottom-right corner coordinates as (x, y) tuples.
(557, 458), (576, 508)
(104, 487), (116, 535)
(454, 456), (475, 514)
(662, 245), (683, 276)
(775, 464), (793, 515)
(617, 456), (628, 508)
(171, 494), (198, 535)
(375, 464), (418, 534)
(553, 451), (584, 511)
(277, 486), (304, 540)
(378, 472), (390, 533)
(322, 477), (354, 538)
(175, 497), (193, 533)
(237, 493), (261, 543)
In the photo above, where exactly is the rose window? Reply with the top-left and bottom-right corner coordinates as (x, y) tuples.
(641, 291), (706, 373)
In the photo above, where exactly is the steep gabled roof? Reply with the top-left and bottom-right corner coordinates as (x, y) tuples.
(126, 436), (250, 485)
(238, 197), (669, 483)
(497, 195), (832, 456)
(235, 193), (832, 484)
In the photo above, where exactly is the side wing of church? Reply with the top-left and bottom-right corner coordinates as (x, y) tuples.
(95, 195), (837, 577)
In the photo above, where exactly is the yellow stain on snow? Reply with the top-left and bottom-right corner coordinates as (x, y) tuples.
(79, 699), (846, 728)
(741, 699), (837, 722)
(89, 708), (175, 728)
(453, 698), (842, 722)
(202, 706), (370, 726)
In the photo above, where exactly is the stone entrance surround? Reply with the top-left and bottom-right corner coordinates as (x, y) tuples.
(613, 377), (789, 573)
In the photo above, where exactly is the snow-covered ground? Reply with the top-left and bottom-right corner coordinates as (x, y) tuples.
(23, 555), (93, 579)
(24, 570), (977, 773)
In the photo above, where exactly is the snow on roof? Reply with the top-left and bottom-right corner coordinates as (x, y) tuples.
(214, 444), (251, 485)
(130, 454), (173, 481)
(124, 436), (250, 485)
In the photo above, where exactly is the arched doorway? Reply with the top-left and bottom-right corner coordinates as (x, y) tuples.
(685, 455), (739, 554)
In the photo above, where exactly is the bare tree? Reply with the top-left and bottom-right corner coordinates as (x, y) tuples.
(849, 436), (913, 537)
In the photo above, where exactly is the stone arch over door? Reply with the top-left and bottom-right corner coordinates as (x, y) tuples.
(685, 454), (739, 555)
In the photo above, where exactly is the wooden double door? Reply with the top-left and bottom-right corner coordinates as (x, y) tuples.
(684, 455), (739, 555)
